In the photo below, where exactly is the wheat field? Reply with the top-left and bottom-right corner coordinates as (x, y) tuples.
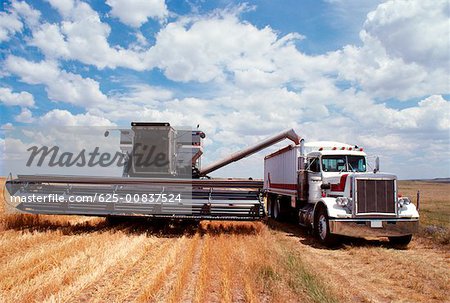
(1, 179), (449, 302)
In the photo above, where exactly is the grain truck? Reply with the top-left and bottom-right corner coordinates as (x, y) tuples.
(264, 140), (419, 246)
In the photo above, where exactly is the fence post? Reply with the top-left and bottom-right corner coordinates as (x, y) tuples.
(416, 190), (420, 211)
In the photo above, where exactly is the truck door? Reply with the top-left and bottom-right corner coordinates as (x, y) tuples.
(308, 157), (322, 202)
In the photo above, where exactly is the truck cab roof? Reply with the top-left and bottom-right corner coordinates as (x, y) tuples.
(308, 150), (367, 157)
(304, 141), (366, 157)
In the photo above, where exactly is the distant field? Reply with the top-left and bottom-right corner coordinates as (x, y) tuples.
(398, 180), (450, 245)
(1, 178), (449, 302)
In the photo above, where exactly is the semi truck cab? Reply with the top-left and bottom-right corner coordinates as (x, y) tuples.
(264, 141), (419, 246)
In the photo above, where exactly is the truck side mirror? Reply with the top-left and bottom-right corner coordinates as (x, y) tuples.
(374, 157), (380, 173)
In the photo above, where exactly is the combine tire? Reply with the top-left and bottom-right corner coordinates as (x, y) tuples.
(105, 215), (126, 225)
(388, 235), (412, 247)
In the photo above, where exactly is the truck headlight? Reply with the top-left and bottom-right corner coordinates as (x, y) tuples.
(398, 197), (411, 208)
(336, 197), (352, 207)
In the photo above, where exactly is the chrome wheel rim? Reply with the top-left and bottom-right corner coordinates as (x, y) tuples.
(318, 214), (327, 240)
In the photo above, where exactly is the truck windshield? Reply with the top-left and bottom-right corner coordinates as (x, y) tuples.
(322, 155), (366, 172)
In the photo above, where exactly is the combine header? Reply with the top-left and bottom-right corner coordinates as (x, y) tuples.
(5, 122), (300, 220)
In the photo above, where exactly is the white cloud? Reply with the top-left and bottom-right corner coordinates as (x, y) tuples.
(131, 31), (150, 50)
(11, 1), (41, 28)
(88, 78), (448, 161)
(0, 137), (30, 162)
(106, 0), (168, 28)
(29, 1), (310, 79)
(357, 134), (416, 153)
(0, 87), (35, 107)
(30, 1), (310, 81)
(14, 108), (34, 123)
(1, 0), (449, 179)
(352, 93), (450, 133)
(21, 0), (450, 100)
(1, 122), (13, 129)
(1, 109), (116, 175)
(4, 56), (108, 107)
(30, 23), (71, 58)
(363, 0), (449, 69)
(0, 9), (22, 42)
(0, 1), (41, 42)
(333, 0), (450, 100)
(89, 84), (174, 121)
(403, 95), (450, 131)
(45, 0), (74, 17)
(89, 85), (305, 141)
(324, 0), (384, 36)
(38, 109), (114, 126)
(113, 84), (173, 103)
(149, 13), (304, 83)
(33, 0), (145, 69)
(206, 90), (448, 177)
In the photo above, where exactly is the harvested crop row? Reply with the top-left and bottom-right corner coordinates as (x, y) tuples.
(86, 239), (175, 303)
(0, 214), (338, 303)
(74, 237), (162, 302)
(182, 222), (335, 303)
(135, 236), (189, 302)
(1, 227), (135, 302)
(165, 234), (201, 303)
(0, 230), (63, 263)
(45, 232), (146, 302)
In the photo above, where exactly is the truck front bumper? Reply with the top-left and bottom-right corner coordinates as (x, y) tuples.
(329, 218), (419, 237)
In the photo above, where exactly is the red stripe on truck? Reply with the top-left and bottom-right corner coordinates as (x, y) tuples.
(330, 174), (348, 192)
(267, 173), (297, 190)
(269, 183), (297, 190)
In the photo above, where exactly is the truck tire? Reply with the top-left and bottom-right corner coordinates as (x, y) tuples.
(314, 207), (337, 246)
(388, 235), (412, 247)
(272, 198), (281, 221)
(266, 194), (273, 218)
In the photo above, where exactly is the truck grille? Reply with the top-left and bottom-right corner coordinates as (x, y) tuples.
(356, 179), (395, 214)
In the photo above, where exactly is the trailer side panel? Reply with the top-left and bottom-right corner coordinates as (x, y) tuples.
(264, 145), (299, 197)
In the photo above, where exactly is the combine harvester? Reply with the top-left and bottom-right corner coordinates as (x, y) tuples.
(5, 122), (300, 221)
(5, 122), (419, 245)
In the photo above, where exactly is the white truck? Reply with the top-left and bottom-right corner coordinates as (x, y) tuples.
(264, 140), (419, 246)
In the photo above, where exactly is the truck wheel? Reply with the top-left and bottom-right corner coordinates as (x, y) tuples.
(314, 207), (337, 246)
(388, 235), (412, 247)
(272, 198), (281, 221)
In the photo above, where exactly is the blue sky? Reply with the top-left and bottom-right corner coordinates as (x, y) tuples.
(0, 0), (449, 179)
